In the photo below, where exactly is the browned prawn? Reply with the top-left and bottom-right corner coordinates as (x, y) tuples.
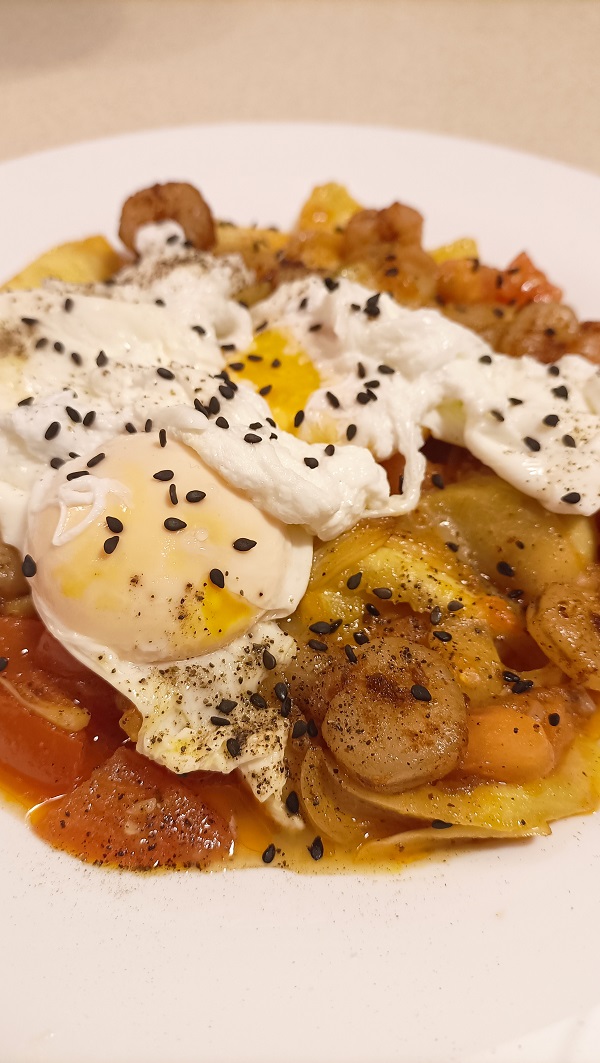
(118, 182), (216, 253)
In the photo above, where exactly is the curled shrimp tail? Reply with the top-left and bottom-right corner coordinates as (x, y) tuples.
(118, 181), (216, 254)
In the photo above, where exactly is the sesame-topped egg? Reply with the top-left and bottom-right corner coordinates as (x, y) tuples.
(27, 431), (312, 662)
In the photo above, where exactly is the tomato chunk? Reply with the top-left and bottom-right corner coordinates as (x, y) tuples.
(33, 747), (235, 870)
(0, 617), (121, 796)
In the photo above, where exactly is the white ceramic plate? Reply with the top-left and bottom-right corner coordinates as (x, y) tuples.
(2, 124), (600, 1063)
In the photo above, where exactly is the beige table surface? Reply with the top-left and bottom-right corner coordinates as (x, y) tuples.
(1, 0), (599, 176)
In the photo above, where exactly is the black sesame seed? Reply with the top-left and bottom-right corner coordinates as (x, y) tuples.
(192, 325), (206, 336)
(124, 422), (137, 434)
(0, 657), (7, 672)
(357, 392), (371, 406)
(512, 679), (534, 694)
(479, 355), (493, 365)
(286, 790), (300, 814)
(220, 343), (237, 353)
(548, 365), (560, 376)
(561, 492), (581, 504)
(508, 397), (523, 406)
(324, 277), (339, 292)
(280, 696), (292, 718)
(215, 416), (229, 430)
(35, 338), (48, 349)
(309, 621), (331, 635)
(261, 649), (277, 671)
(308, 639), (327, 652)
(145, 419), (153, 433)
(357, 362), (366, 379)
(350, 302), (361, 312)
(164, 517), (187, 531)
(86, 453), (105, 468)
(228, 361), (244, 371)
(304, 457), (319, 469)
(258, 385), (272, 397)
(71, 351), (83, 366)
(430, 606), (443, 625)
(17, 396), (33, 407)
(516, 540), (525, 549)
(186, 490), (206, 503)
(106, 516), (123, 533)
(502, 670), (521, 683)
(347, 572), (363, 590)
(96, 351), (108, 367)
(552, 385), (569, 399)
(274, 682), (288, 702)
(373, 587), (393, 600)
(82, 411), (96, 427)
(294, 410), (305, 428)
(217, 699), (237, 715)
(433, 630), (453, 643)
(153, 469), (174, 481)
(344, 644), (358, 663)
(169, 484), (178, 506)
(324, 444), (335, 456)
(210, 716), (231, 727)
(378, 364), (395, 375)
(431, 473), (444, 489)
(66, 470), (89, 481)
(497, 561), (515, 577)
(446, 541), (459, 553)
(103, 536), (119, 555)
(247, 354), (263, 363)
(292, 720), (308, 740)
(508, 588), (525, 600)
(157, 367), (175, 380)
(411, 684), (432, 702)
(543, 414), (559, 426)
(262, 843), (276, 864)
(562, 434), (576, 448)
(208, 397), (220, 416)
(244, 433), (262, 444)
(194, 399), (209, 417)
(44, 421), (61, 441)
(65, 406), (81, 423)
(346, 424), (357, 441)
(548, 712), (561, 727)
(233, 538), (257, 552)
(490, 410), (505, 422)
(307, 719), (319, 738)
(325, 391), (340, 409)
(431, 820), (453, 830)
(53, 341), (65, 354)
(64, 298), (74, 313)
(365, 602), (380, 617)
(524, 436), (541, 452)
(308, 323), (322, 333)
(249, 422), (263, 431)
(226, 737), (241, 758)
(255, 321), (268, 333)
(210, 568), (225, 588)
(447, 600), (464, 612)
(271, 359), (281, 369)
(364, 293), (381, 318)
(154, 298), (166, 307)
(159, 428), (167, 448)
(21, 555), (37, 578)
(68, 452), (79, 459)
(353, 631), (369, 645)
(50, 457), (65, 469)
(21, 317), (39, 326)
(308, 836), (324, 860)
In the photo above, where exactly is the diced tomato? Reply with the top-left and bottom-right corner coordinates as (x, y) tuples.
(436, 251), (562, 308)
(0, 617), (122, 797)
(33, 747), (234, 870)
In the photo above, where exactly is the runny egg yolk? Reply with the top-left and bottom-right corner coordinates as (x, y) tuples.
(227, 329), (321, 434)
(27, 433), (307, 664)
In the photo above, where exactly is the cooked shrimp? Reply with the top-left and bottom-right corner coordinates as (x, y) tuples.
(118, 182), (216, 253)
(527, 573), (600, 690)
(497, 301), (579, 362)
(574, 321), (600, 364)
(319, 636), (467, 792)
(342, 202), (424, 261)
